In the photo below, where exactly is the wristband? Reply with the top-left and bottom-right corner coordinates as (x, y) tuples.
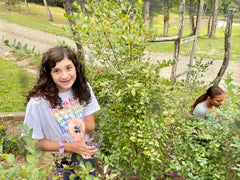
(59, 138), (66, 155)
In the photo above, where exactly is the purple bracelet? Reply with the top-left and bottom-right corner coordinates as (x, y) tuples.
(59, 138), (66, 155)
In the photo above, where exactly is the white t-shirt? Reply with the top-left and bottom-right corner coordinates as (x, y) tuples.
(23, 84), (100, 143)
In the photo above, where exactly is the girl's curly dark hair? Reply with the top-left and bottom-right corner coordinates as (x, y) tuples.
(26, 46), (91, 108)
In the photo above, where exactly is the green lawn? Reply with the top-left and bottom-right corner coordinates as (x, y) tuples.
(0, 58), (36, 112)
(147, 15), (240, 61)
(0, 1), (71, 37)
(1, 2), (240, 61)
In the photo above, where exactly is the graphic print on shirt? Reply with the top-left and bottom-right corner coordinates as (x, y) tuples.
(50, 97), (84, 135)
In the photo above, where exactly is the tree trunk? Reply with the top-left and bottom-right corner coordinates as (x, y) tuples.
(163, 0), (169, 37)
(195, 0), (204, 36)
(24, 0), (30, 14)
(209, 0), (219, 38)
(214, 9), (235, 85)
(188, 0), (195, 35)
(207, 16), (212, 35)
(144, 0), (150, 28)
(63, 0), (85, 61)
(150, 2), (153, 29)
(6, 0), (10, 11)
(43, 0), (54, 21)
(207, 0), (213, 35)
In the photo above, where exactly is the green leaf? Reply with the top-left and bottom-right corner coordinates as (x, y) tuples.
(85, 161), (93, 170)
(62, 25), (68, 32)
(32, 169), (39, 180)
(23, 44), (28, 52)
(35, 149), (42, 158)
(3, 39), (10, 46)
(0, 144), (2, 153)
(16, 42), (22, 50)
(130, 136), (136, 142)
(29, 128), (33, 137)
(131, 88), (136, 97)
(8, 166), (18, 178)
(26, 154), (34, 163)
(29, 139), (38, 150)
(2, 154), (15, 164)
(69, 173), (77, 179)
(23, 135), (31, 143)
(25, 145), (34, 154)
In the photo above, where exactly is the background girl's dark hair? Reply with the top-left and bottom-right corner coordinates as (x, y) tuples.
(191, 85), (224, 113)
(26, 46), (91, 108)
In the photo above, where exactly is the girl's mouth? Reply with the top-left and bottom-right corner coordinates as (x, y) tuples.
(61, 79), (71, 84)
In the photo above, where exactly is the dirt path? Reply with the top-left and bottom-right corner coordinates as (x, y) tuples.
(1, 19), (239, 87)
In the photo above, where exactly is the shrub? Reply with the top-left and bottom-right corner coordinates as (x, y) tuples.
(0, 124), (53, 179)
(0, 122), (26, 155)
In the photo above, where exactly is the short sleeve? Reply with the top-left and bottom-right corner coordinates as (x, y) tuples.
(193, 103), (209, 120)
(23, 99), (44, 139)
(83, 84), (100, 117)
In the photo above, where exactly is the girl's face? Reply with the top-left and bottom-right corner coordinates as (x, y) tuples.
(50, 57), (77, 93)
(209, 94), (225, 107)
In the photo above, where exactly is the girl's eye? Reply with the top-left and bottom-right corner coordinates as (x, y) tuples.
(52, 69), (59, 73)
(67, 66), (72, 70)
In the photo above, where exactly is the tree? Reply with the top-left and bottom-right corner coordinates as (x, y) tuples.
(207, 0), (213, 35)
(195, 0), (204, 36)
(24, 0), (30, 14)
(6, 0), (10, 11)
(209, 0), (219, 38)
(187, 0), (204, 36)
(163, 0), (170, 36)
(43, 0), (54, 21)
(188, 0), (195, 35)
(144, 0), (150, 28)
(62, 0), (85, 61)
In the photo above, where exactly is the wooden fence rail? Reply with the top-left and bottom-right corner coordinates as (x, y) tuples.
(0, 112), (25, 122)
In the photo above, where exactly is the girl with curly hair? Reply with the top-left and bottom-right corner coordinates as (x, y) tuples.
(23, 45), (100, 179)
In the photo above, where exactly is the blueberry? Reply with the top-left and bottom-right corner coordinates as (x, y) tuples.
(75, 129), (81, 133)
(74, 126), (80, 129)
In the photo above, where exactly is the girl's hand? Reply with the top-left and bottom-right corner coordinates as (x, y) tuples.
(73, 139), (97, 159)
(68, 118), (85, 141)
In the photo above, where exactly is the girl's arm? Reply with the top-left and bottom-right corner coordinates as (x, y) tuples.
(84, 114), (95, 134)
(37, 138), (97, 158)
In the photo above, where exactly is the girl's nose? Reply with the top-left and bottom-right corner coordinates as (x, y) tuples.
(61, 71), (68, 79)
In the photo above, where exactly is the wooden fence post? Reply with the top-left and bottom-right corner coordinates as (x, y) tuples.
(171, 0), (185, 82)
(214, 8), (235, 85)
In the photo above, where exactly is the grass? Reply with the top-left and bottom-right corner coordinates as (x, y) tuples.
(0, 1), (71, 37)
(0, 57), (36, 112)
(147, 15), (240, 61)
(1, 2), (240, 61)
